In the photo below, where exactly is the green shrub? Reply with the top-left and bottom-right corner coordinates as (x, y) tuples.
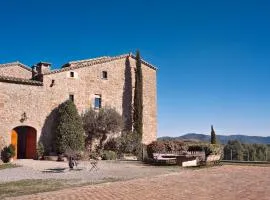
(146, 140), (185, 158)
(204, 144), (223, 156)
(187, 143), (223, 156)
(102, 150), (117, 160)
(89, 151), (100, 160)
(103, 133), (143, 159)
(188, 144), (204, 152)
(37, 142), (45, 159)
(104, 138), (120, 152)
(147, 141), (165, 158)
(55, 100), (85, 154)
(147, 140), (223, 159)
(164, 140), (185, 152)
(118, 132), (141, 156)
(1, 144), (15, 163)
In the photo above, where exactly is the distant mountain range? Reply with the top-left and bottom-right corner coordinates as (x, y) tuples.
(158, 133), (270, 144)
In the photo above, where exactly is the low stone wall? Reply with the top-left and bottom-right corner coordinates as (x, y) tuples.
(182, 159), (197, 167)
(206, 154), (221, 163)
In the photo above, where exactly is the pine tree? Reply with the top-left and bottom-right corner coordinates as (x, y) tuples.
(133, 50), (143, 142)
(55, 100), (85, 154)
(210, 125), (217, 144)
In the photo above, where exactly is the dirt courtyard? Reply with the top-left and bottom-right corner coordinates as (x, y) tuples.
(6, 165), (270, 200)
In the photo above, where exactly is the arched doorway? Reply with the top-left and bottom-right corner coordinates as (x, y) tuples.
(11, 126), (37, 159)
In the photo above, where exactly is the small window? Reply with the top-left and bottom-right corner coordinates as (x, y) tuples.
(94, 95), (101, 109)
(102, 71), (108, 79)
(69, 94), (74, 102)
(70, 71), (74, 78)
(50, 79), (55, 87)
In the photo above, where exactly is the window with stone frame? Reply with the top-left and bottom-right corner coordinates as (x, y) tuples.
(94, 94), (101, 109)
(102, 71), (108, 79)
(70, 71), (74, 78)
(69, 94), (74, 102)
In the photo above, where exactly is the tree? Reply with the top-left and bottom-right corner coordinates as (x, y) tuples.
(210, 125), (217, 144)
(82, 107), (123, 152)
(55, 100), (85, 154)
(133, 50), (143, 142)
(224, 140), (244, 160)
(224, 141), (270, 161)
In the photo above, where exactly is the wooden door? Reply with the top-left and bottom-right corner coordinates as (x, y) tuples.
(11, 130), (18, 159)
(25, 128), (36, 159)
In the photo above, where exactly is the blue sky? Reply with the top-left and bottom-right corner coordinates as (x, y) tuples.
(0, 0), (269, 137)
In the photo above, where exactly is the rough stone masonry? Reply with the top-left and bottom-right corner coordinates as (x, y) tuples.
(0, 53), (157, 157)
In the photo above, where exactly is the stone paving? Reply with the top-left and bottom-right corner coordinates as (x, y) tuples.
(5, 165), (270, 200)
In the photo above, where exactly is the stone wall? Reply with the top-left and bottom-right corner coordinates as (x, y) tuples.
(0, 82), (45, 146)
(0, 65), (32, 79)
(128, 58), (157, 144)
(0, 55), (157, 152)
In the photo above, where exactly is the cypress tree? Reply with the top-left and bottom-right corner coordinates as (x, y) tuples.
(55, 100), (85, 154)
(210, 125), (217, 144)
(133, 50), (143, 142)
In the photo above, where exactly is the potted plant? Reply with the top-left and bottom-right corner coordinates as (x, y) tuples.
(1, 144), (15, 163)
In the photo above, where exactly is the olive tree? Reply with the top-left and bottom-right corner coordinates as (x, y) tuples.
(82, 107), (123, 152)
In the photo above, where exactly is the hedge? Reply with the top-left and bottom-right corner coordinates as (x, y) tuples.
(147, 140), (223, 158)
(146, 140), (185, 158)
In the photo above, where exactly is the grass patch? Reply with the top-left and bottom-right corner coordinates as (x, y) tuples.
(0, 179), (79, 198)
(0, 163), (19, 170)
(0, 177), (127, 198)
(101, 177), (123, 182)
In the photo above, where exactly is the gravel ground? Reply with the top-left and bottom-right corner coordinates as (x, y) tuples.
(0, 160), (179, 183)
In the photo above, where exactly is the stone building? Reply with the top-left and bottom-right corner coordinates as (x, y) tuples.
(0, 53), (157, 159)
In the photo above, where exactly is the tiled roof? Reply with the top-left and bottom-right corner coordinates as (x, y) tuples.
(0, 61), (32, 72)
(44, 53), (157, 75)
(68, 56), (110, 65)
(0, 75), (43, 86)
(129, 54), (157, 70)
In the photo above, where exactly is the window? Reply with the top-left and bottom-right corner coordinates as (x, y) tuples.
(102, 71), (108, 79)
(70, 71), (74, 77)
(69, 94), (74, 102)
(50, 79), (55, 87)
(94, 95), (101, 109)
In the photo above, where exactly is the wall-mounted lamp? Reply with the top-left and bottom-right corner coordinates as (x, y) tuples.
(20, 112), (28, 123)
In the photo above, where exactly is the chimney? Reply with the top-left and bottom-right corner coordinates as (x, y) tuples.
(32, 62), (51, 81)
(36, 62), (51, 74)
(31, 65), (38, 79)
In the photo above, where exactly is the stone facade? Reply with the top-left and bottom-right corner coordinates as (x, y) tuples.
(0, 62), (32, 79)
(0, 53), (157, 155)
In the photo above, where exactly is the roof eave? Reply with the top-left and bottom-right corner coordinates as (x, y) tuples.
(129, 54), (158, 70)
(0, 75), (43, 86)
(43, 53), (157, 75)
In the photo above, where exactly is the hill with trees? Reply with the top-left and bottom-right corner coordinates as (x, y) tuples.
(158, 133), (270, 144)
